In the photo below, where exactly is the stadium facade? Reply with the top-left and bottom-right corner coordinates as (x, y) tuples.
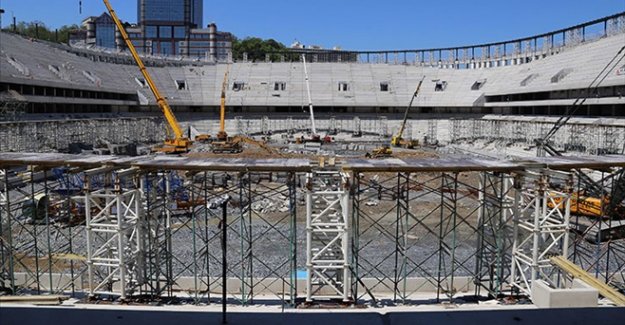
(1, 12), (624, 117)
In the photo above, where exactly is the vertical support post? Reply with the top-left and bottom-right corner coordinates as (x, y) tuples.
(116, 178), (127, 300)
(305, 179), (313, 302)
(288, 172), (298, 306)
(84, 175), (94, 297)
(0, 170), (16, 293)
(221, 199), (228, 325)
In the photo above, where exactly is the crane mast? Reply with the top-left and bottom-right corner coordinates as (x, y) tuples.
(102, 0), (191, 153)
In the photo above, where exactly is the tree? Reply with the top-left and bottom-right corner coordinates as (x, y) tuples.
(2, 21), (83, 44)
(232, 36), (292, 62)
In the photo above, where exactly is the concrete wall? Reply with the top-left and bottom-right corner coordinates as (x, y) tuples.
(2, 305), (625, 325)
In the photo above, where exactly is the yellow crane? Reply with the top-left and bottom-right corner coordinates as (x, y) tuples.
(367, 77), (425, 158)
(103, 0), (191, 154)
(210, 66), (279, 155)
(391, 77), (425, 148)
(217, 66), (231, 141)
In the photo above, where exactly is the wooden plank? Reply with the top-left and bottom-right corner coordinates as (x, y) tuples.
(0, 295), (69, 305)
(550, 256), (625, 306)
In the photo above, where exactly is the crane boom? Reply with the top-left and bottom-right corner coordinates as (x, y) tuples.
(102, 0), (190, 152)
(217, 65), (231, 140)
(392, 77), (425, 146)
(302, 54), (317, 136)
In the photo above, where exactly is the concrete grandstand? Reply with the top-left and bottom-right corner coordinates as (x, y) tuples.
(1, 12), (624, 117)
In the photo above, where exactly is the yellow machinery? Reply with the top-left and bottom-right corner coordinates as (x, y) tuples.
(548, 192), (607, 218)
(209, 66), (278, 155)
(103, 0), (191, 154)
(212, 136), (280, 155)
(194, 133), (211, 143)
(217, 66), (231, 141)
(390, 77), (425, 148)
(368, 77), (425, 158)
(366, 145), (393, 159)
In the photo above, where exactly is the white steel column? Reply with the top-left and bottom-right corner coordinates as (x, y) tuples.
(511, 169), (572, 296)
(305, 170), (351, 302)
(83, 169), (144, 299)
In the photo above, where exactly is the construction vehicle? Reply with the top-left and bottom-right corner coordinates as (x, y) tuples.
(209, 66), (264, 154)
(194, 133), (211, 143)
(548, 192), (607, 219)
(367, 77), (425, 158)
(212, 135), (280, 155)
(366, 145), (393, 159)
(391, 77), (425, 148)
(300, 53), (329, 144)
(193, 67), (230, 143)
(188, 125), (211, 143)
(208, 65), (280, 155)
(103, 0), (191, 154)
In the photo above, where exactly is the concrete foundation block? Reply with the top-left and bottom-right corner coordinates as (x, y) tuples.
(532, 279), (598, 308)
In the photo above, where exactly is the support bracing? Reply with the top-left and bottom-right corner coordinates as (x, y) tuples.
(511, 169), (572, 296)
(475, 172), (515, 298)
(306, 169), (351, 302)
(83, 169), (144, 299)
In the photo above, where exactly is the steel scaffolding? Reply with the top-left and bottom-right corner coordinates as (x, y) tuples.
(2, 153), (625, 307)
(450, 118), (625, 156)
(0, 117), (165, 153)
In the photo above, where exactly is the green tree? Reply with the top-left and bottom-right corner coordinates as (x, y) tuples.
(2, 21), (83, 44)
(232, 36), (293, 62)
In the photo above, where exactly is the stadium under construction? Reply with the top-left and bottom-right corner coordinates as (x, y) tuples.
(1, 6), (625, 325)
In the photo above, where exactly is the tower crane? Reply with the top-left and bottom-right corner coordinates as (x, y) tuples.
(103, 0), (192, 154)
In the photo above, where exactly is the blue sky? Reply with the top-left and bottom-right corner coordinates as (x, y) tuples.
(0, 0), (623, 50)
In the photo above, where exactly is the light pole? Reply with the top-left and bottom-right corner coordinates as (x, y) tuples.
(209, 194), (231, 325)
(0, 9), (5, 30)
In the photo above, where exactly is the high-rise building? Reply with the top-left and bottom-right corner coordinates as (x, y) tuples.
(137, 0), (202, 27)
(131, 0), (230, 60)
(135, 0), (201, 56)
(192, 0), (203, 29)
(74, 0), (231, 61)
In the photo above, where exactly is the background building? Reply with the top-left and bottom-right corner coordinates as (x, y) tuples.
(81, 13), (121, 49)
(138, 0), (203, 28)
(133, 0), (202, 56)
(73, 0), (231, 61)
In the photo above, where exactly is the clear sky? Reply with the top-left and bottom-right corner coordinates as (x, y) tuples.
(0, 0), (623, 50)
